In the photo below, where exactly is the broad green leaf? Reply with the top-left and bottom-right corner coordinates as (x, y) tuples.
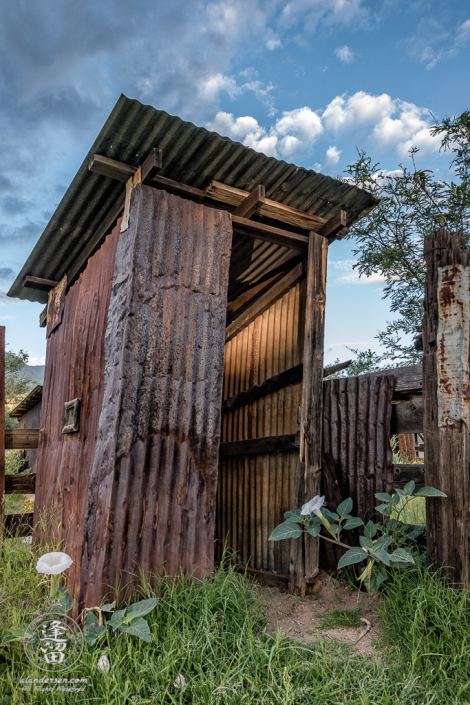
(108, 608), (127, 631)
(375, 503), (393, 517)
(269, 522), (302, 541)
(84, 625), (106, 646)
(395, 489), (407, 499)
(375, 535), (393, 550)
(366, 564), (388, 594)
(404, 480), (415, 495)
(338, 547), (368, 569)
(343, 517), (364, 530)
(415, 487), (447, 498)
(391, 493), (401, 506)
(99, 601), (116, 613)
(359, 535), (374, 550)
(389, 548), (415, 564)
(364, 521), (378, 539)
(54, 586), (74, 615)
(337, 498), (353, 517)
(120, 617), (152, 643)
(329, 524), (341, 534)
(86, 611), (98, 627)
(306, 524), (321, 537)
(0, 628), (25, 645)
(124, 598), (158, 621)
(375, 492), (392, 502)
(322, 509), (339, 522)
(373, 548), (390, 566)
(406, 525), (425, 542)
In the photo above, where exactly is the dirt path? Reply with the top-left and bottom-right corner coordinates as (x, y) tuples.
(257, 571), (380, 655)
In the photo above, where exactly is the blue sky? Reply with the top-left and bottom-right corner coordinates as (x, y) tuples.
(1, 0), (469, 365)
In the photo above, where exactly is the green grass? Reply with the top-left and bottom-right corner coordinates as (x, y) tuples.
(1, 529), (470, 704)
(319, 608), (362, 629)
(391, 496), (426, 525)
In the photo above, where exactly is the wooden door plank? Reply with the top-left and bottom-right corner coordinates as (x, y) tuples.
(289, 232), (328, 594)
(5, 429), (39, 449)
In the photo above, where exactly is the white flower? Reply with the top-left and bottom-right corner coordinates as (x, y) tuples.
(174, 674), (186, 688)
(36, 552), (73, 575)
(301, 495), (325, 516)
(97, 654), (110, 673)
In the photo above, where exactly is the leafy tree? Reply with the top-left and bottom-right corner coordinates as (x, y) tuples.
(4, 349), (34, 430)
(344, 111), (470, 365)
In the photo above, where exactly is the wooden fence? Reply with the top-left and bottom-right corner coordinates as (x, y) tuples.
(0, 326), (37, 539)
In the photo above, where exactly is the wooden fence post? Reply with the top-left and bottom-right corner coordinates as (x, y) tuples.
(289, 232), (327, 595)
(423, 228), (470, 584)
(0, 326), (5, 537)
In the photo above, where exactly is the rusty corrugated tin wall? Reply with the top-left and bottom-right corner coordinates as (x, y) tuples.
(216, 280), (306, 576)
(80, 185), (232, 607)
(322, 375), (395, 521)
(33, 222), (121, 603)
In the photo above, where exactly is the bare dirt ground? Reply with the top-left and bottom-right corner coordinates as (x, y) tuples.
(256, 571), (381, 656)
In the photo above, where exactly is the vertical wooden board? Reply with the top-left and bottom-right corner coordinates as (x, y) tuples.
(80, 186), (232, 607)
(33, 224), (121, 603)
(423, 228), (470, 583)
(321, 374), (395, 548)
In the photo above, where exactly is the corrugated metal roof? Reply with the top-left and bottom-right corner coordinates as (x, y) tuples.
(8, 94), (377, 304)
(10, 385), (43, 418)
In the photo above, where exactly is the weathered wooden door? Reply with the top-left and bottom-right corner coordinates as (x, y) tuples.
(80, 185), (232, 606)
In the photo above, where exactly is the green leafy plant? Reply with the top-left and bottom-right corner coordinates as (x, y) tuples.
(269, 481), (446, 594)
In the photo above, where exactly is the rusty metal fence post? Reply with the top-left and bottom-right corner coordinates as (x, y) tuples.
(423, 228), (470, 584)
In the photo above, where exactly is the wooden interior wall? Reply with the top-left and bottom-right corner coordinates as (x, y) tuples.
(33, 222), (121, 604)
(19, 402), (42, 472)
(217, 279), (306, 576)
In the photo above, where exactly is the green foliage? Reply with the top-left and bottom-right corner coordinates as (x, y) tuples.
(270, 479), (445, 594)
(343, 112), (470, 364)
(1, 531), (470, 703)
(4, 349), (35, 429)
(319, 608), (362, 630)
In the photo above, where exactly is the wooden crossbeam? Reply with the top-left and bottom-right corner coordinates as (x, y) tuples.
(393, 463), (424, 490)
(140, 148), (163, 183)
(219, 434), (299, 458)
(5, 429), (39, 449)
(222, 359), (353, 415)
(5, 472), (36, 494)
(231, 216), (308, 251)
(206, 180), (325, 231)
(23, 276), (59, 292)
(225, 261), (306, 343)
(232, 185), (265, 218)
(89, 154), (136, 182)
(317, 211), (347, 239)
(226, 271), (287, 321)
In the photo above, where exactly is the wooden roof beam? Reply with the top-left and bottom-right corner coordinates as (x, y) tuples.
(232, 184), (265, 218)
(23, 276), (59, 291)
(206, 180), (326, 231)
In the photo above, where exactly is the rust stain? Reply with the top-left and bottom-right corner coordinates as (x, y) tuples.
(437, 265), (470, 426)
(46, 275), (67, 338)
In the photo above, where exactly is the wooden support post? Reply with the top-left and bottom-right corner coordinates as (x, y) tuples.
(289, 232), (328, 595)
(0, 326), (4, 536)
(423, 228), (470, 584)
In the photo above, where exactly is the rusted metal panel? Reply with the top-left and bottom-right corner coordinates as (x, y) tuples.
(80, 185), (232, 607)
(216, 279), (306, 577)
(33, 222), (121, 605)
(437, 264), (470, 426)
(322, 375), (394, 523)
(46, 275), (67, 338)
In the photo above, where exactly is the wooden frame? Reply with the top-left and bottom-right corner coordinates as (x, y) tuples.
(62, 398), (81, 434)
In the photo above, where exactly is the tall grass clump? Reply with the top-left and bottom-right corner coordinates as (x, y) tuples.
(380, 566), (470, 701)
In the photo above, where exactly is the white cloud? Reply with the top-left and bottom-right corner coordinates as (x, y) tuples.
(281, 0), (369, 33)
(326, 145), (342, 166)
(28, 356), (46, 365)
(206, 105), (322, 158)
(323, 91), (394, 132)
(337, 271), (387, 285)
(335, 45), (354, 63)
(456, 19), (470, 45)
(266, 37), (282, 50)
